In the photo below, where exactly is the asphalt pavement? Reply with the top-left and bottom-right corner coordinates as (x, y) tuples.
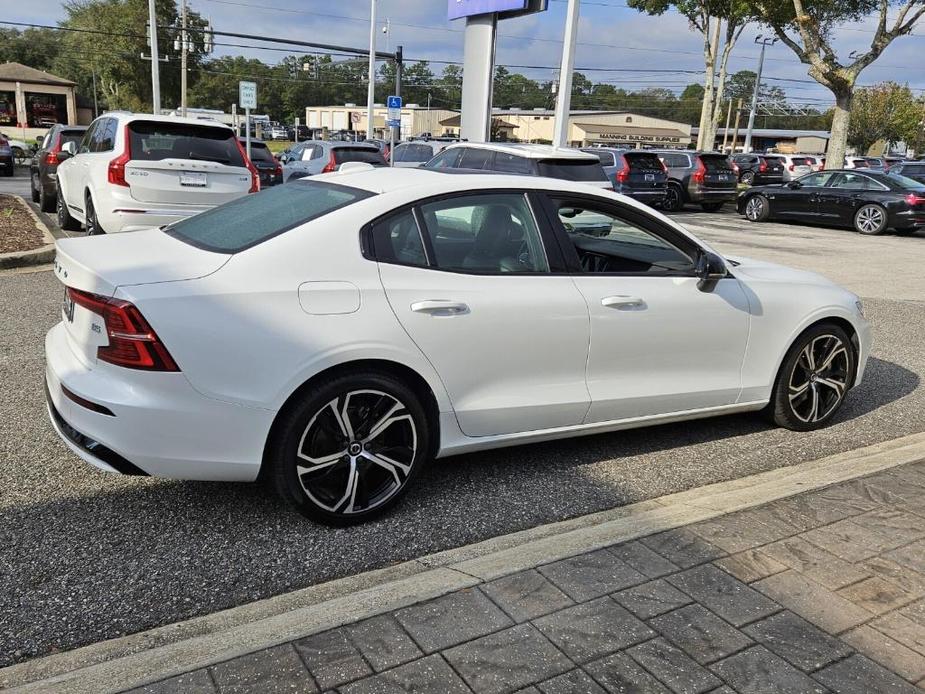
(1, 205), (924, 667)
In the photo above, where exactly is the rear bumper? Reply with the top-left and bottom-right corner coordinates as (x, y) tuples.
(100, 205), (213, 233)
(616, 187), (667, 204)
(893, 209), (925, 228)
(45, 321), (275, 481)
(688, 186), (738, 203)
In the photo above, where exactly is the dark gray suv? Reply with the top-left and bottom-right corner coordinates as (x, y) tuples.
(652, 150), (738, 212)
(29, 124), (88, 211)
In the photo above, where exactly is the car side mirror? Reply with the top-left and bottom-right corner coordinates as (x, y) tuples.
(61, 141), (77, 157)
(695, 251), (727, 292)
(787, 180), (802, 189)
(36, 135), (45, 144)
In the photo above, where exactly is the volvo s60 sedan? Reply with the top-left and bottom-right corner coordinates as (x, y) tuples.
(738, 169), (925, 235)
(46, 167), (871, 523)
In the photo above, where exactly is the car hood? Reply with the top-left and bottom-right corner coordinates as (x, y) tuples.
(726, 254), (839, 289)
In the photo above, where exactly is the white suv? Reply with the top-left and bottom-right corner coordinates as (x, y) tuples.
(56, 112), (258, 234)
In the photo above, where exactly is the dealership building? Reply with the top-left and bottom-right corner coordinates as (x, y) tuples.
(304, 104), (457, 140)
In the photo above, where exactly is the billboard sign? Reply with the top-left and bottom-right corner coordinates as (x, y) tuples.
(448, 0), (547, 20)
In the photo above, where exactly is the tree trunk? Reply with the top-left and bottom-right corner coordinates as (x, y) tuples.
(706, 40), (735, 151)
(697, 19), (720, 150)
(827, 90), (853, 167)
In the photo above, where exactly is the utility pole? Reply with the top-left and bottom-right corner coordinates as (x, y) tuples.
(552, 0), (580, 149)
(730, 98), (743, 153)
(91, 62), (99, 118)
(147, 0), (161, 114)
(180, 0), (188, 117)
(744, 35), (777, 153)
(366, 0), (377, 140)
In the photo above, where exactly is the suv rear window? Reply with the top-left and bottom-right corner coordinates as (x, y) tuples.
(333, 147), (386, 166)
(700, 156), (734, 172)
(245, 142), (275, 162)
(536, 159), (607, 182)
(165, 181), (374, 253)
(625, 153), (664, 171)
(394, 144), (435, 163)
(129, 121), (245, 167)
(60, 130), (85, 149)
(791, 157), (810, 166)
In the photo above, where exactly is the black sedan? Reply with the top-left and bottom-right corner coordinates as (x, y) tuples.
(737, 169), (925, 235)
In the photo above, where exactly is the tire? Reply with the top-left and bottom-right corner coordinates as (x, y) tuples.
(740, 171), (755, 186)
(895, 228), (918, 236)
(30, 173), (40, 202)
(84, 194), (105, 235)
(56, 182), (80, 231)
(11, 147), (24, 166)
(769, 323), (856, 431)
(854, 203), (888, 235)
(744, 194), (770, 222)
(39, 182), (54, 213)
(700, 202), (725, 212)
(662, 184), (684, 212)
(267, 370), (431, 525)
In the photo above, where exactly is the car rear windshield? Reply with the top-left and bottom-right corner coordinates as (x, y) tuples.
(901, 164), (925, 175)
(246, 142), (275, 162)
(536, 159), (607, 182)
(394, 144), (435, 163)
(625, 153), (664, 171)
(791, 157), (810, 166)
(164, 181), (374, 253)
(700, 155), (734, 172)
(886, 173), (925, 191)
(60, 130), (85, 148)
(333, 147), (386, 166)
(129, 121), (245, 167)
(762, 156), (783, 166)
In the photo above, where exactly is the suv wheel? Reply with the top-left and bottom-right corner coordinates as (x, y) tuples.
(30, 173), (40, 202)
(84, 195), (106, 235)
(740, 171), (755, 185)
(662, 184), (683, 212)
(56, 183), (80, 231)
(268, 370), (431, 524)
(769, 323), (855, 431)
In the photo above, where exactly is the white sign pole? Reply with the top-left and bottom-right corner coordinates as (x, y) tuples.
(245, 107), (251, 160)
(553, 0), (580, 149)
(366, 0), (378, 141)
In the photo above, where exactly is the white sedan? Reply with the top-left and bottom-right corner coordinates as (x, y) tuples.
(45, 167), (871, 523)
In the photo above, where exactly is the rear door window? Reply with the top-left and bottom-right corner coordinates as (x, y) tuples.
(493, 151), (533, 174)
(394, 144), (435, 163)
(165, 180), (374, 252)
(333, 147), (386, 166)
(458, 147), (492, 170)
(536, 159), (607, 182)
(584, 150), (616, 167)
(247, 143), (275, 162)
(129, 121), (245, 167)
(701, 156), (734, 172)
(425, 148), (462, 169)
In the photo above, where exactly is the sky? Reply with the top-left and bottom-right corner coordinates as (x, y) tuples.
(7, 0), (925, 110)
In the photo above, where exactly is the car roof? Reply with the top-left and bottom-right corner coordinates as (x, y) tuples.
(299, 140), (379, 149)
(442, 141), (598, 161)
(102, 112), (235, 130)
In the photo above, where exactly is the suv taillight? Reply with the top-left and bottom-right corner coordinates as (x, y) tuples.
(615, 163), (629, 184)
(758, 160), (767, 173)
(233, 139), (261, 193)
(322, 151), (337, 173)
(46, 134), (61, 166)
(67, 288), (180, 371)
(789, 163), (795, 171)
(692, 157), (706, 184)
(107, 125), (132, 187)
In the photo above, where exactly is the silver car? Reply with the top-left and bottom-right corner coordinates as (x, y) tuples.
(280, 141), (386, 182)
(777, 154), (814, 181)
(390, 140), (450, 168)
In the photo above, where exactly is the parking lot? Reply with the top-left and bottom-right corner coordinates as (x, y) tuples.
(1, 197), (923, 667)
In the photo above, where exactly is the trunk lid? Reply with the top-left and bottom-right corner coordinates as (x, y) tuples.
(699, 154), (737, 190)
(126, 159), (252, 204)
(624, 152), (668, 189)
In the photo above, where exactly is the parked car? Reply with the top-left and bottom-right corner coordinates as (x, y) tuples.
(862, 157), (885, 171)
(731, 153), (785, 186)
(390, 141), (449, 168)
(268, 125), (289, 141)
(844, 156), (875, 169)
(240, 138), (282, 187)
(882, 156), (906, 172)
(794, 154), (824, 172)
(651, 150), (737, 212)
(56, 113), (259, 235)
(0, 133), (29, 165)
(45, 167), (870, 523)
(424, 142), (611, 189)
(738, 169), (925, 235)
(581, 147), (667, 205)
(0, 135), (13, 176)
(888, 161), (925, 184)
(280, 141), (386, 181)
(287, 125), (311, 141)
(774, 154), (814, 182)
(29, 124), (88, 210)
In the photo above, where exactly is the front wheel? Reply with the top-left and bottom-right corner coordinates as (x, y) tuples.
(84, 195), (106, 235)
(744, 195), (770, 222)
(56, 183), (80, 231)
(854, 204), (888, 235)
(769, 324), (855, 431)
(268, 371), (431, 524)
(30, 173), (40, 202)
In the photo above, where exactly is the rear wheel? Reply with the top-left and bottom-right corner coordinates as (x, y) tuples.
(740, 171), (755, 186)
(769, 323), (855, 431)
(268, 371), (431, 525)
(701, 202), (724, 212)
(662, 184), (684, 212)
(854, 204), (888, 235)
(744, 195), (770, 222)
(30, 173), (40, 202)
(39, 182), (54, 213)
(84, 195), (105, 235)
(56, 183), (79, 231)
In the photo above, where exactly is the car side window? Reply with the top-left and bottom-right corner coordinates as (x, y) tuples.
(310, 146), (323, 160)
(94, 119), (116, 153)
(424, 148), (461, 169)
(493, 151), (533, 174)
(417, 193), (549, 274)
(369, 209), (427, 268)
(549, 197), (694, 275)
(300, 146), (315, 161)
(828, 173), (885, 191)
(79, 121), (98, 154)
(458, 147), (491, 170)
(798, 172), (834, 187)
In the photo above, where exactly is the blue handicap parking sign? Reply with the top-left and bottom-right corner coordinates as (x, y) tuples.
(387, 95), (403, 109)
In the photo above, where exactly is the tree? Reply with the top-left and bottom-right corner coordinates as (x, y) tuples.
(0, 28), (61, 72)
(848, 82), (921, 155)
(724, 70), (787, 107)
(627, 0), (754, 149)
(753, 0), (925, 167)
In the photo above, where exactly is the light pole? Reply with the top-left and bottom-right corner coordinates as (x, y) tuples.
(743, 35), (777, 153)
(366, 0), (377, 141)
(552, 0), (580, 149)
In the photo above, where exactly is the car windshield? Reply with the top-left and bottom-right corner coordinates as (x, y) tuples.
(333, 148), (386, 166)
(129, 121), (245, 166)
(165, 181), (374, 253)
(536, 159), (607, 182)
(886, 172), (925, 191)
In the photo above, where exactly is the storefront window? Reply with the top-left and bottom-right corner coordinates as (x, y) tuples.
(25, 92), (67, 128)
(0, 91), (16, 126)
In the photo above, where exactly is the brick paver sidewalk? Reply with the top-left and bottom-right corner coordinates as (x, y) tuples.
(133, 461), (925, 694)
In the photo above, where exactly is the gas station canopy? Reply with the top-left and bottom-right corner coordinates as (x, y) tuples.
(448, 0), (548, 20)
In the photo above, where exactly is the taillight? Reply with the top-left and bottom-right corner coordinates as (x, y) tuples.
(731, 162), (739, 175)
(107, 125), (132, 187)
(906, 193), (925, 206)
(692, 157), (706, 184)
(45, 133), (62, 165)
(274, 162), (282, 177)
(66, 288), (179, 371)
(322, 151), (337, 173)
(788, 163), (795, 171)
(233, 139), (261, 193)
(660, 159), (668, 173)
(759, 160), (767, 173)
(615, 165), (629, 184)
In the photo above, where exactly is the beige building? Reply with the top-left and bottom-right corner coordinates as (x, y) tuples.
(0, 62), (79, 140)
(480, 109), (692, 148)
(305, 104), (457, 140)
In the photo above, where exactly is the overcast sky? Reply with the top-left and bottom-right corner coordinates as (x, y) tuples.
(8, 0), (925, 109)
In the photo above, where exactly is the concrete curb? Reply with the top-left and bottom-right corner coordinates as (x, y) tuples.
(5, 431), (925, 693)
(0, 195), (55, 270)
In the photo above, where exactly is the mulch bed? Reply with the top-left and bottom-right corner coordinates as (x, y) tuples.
(0, 195), (46, 254)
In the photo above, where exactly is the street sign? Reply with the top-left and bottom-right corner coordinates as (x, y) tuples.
(351, 112), (361, 124)
(386, 119), (401, 128)
(387, 95), (402, 109)
(387, 95), (402, 127)
(238, 81), (257, 109)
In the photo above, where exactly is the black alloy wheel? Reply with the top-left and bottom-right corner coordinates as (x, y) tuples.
(662, 184), (683, 212)
(769, 323), (855, 431)
(854, 204), (888, 235)
(85, 195), (105, 235)
(268, 370), (430, 524)
(31, 173), (40, 202)
(740, 171), (755, 185)
(744, 195), (770, 222)
(56, 183), (79, 231)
